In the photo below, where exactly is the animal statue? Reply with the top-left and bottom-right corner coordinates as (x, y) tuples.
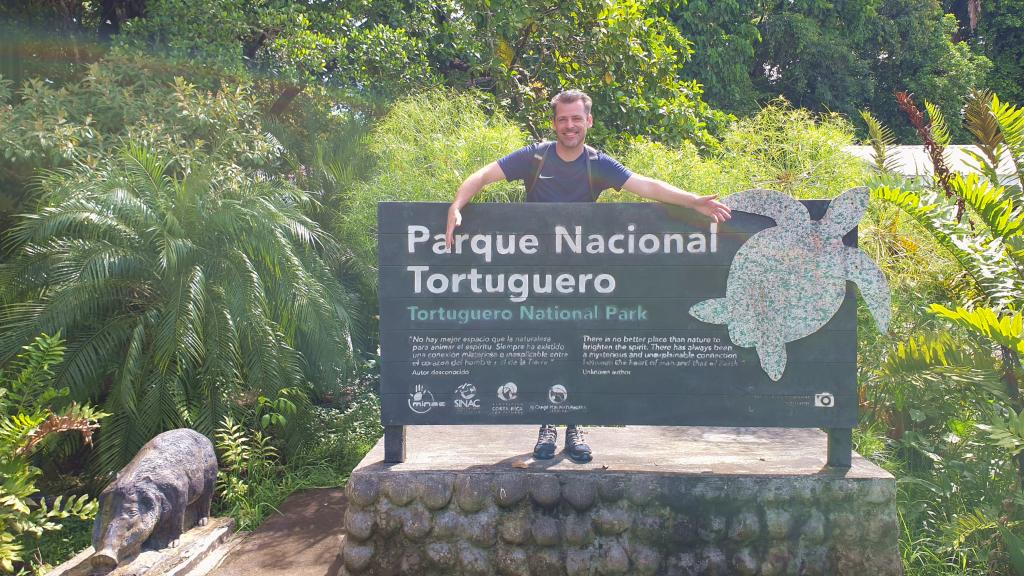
(690, 187), (890, 381)
(90, 428), (218, 571)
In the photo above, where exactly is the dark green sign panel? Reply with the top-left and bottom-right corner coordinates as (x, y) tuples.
(378, 202), (857, 428)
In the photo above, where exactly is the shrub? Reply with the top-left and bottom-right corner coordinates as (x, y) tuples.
(603, 100), (869, 203)
(337, 89), (527, 282)
(714, 99), (868, 199)
(0, 333), (105, 573)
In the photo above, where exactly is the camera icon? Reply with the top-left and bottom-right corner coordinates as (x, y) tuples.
(814, 393), (835, 408)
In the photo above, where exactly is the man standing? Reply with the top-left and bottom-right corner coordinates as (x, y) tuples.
(445, 90), (731, 463)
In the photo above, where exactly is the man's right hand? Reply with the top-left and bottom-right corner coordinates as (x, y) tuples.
(446, 162), (507, 250)
(445, 204), (462, 250)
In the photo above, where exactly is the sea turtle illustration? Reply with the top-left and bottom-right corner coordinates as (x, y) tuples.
(689, 187), (890, 381)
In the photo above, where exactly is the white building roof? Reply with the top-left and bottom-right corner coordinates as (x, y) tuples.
(844, 145), (1019, 185)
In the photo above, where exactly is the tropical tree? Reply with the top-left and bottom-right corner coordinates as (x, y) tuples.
(104, 0), (728, 147)
(976, 0), (1024, 105)
(668, 0), (992, 141)
(0, 146), (362, 474)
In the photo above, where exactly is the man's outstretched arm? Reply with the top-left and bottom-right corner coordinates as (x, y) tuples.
(446, 161), (507, 249)
(622, 175), (732, 223)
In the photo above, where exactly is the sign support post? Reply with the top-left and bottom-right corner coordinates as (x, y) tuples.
(827, 427), (852, 468)
(384, 425), (406, 463)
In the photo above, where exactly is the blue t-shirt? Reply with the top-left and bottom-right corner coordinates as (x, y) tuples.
(497, 142), (633, 203)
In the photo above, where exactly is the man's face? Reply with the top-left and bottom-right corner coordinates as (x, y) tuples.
(552, 100), (593, 149)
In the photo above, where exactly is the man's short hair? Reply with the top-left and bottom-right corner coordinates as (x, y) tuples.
(550, 90), (592, 117)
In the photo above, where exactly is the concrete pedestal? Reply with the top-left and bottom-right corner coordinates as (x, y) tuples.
(341, 426), (900, 575)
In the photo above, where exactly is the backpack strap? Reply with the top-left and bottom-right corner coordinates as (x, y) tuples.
(585, 145), (600, 201)
(527, 141), (554, 200)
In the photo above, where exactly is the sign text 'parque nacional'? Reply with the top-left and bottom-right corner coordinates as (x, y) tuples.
(378, 188), (890, 428)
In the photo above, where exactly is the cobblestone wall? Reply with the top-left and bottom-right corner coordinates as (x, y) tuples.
(340, 470), (899, 575)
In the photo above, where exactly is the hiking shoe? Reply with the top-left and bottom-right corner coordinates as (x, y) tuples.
(533, 424), (557, 459)
(564, 425), (593, 463)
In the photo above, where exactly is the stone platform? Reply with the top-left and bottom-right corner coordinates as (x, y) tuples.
(341, 426), (900, 575)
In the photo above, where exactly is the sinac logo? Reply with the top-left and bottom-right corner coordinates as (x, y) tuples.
(497, 382), (518, 401)
(548, 384), (567, 404)
(455, 382), (480, 409)
(456, 383), (477, 400)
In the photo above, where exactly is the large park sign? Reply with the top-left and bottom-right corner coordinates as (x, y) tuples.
(377, 188), (890, 465)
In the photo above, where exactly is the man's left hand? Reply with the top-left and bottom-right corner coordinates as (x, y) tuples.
(692, 194), (732, 223)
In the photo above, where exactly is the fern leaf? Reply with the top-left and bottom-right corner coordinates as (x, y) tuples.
(925, 100), (952, 147)
(947, 509), (998, 550)
(879, 332), (968, 376)
(992, 93), (1024, 189)
(860, 110), (899, 174)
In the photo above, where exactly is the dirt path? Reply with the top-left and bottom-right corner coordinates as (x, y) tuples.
(210, 488), (347, 576)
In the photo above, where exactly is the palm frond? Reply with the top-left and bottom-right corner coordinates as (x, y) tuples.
(3, 145), (364, 473)
(872, 185), (1023, 308)
(951, 173), (1024, 240)
(930, 305), (1024, 353)
(964, 89), (1006, 185)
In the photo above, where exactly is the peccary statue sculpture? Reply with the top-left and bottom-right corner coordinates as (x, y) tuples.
(90, 428), (218, 571)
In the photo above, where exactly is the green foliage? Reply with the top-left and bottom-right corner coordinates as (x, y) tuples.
(0, 146), (363, 475)
(863, 91), (1024, 573)
(29, 516), (92, 574)
(871, 183), (1022, 307)
(895, 13), (993, 143)
(338, 89), (527, 281)
(869, 2), (991, 143)
(978, 406), (1024, 456)
(964, 90), (1007, 179)
(0, 54), (287, 241)
(213, 369), (381, 530)
(303, 369), (384, 471)
(114, 0), (257, 78)
(931, 305), (1024, 353)
(976, 0), (1024, 105)
(101, 0), (731, 148)
(113, 0), (437, 113)
(992, 93), (1024, 187)
(668, 0), (993, 142)
(0, 55), (280, 167)
(757, 0), (876, 115)
(472, 0), (729, 148)
(999, 523), (1024, 575)
(665, 0), (761, 115)
(606, 99), (868, 203)
(714, 101), (868, 198)
(0, 333), (104, 573)
(214, 415), (281, 530)
(925, 101), (953, 148)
